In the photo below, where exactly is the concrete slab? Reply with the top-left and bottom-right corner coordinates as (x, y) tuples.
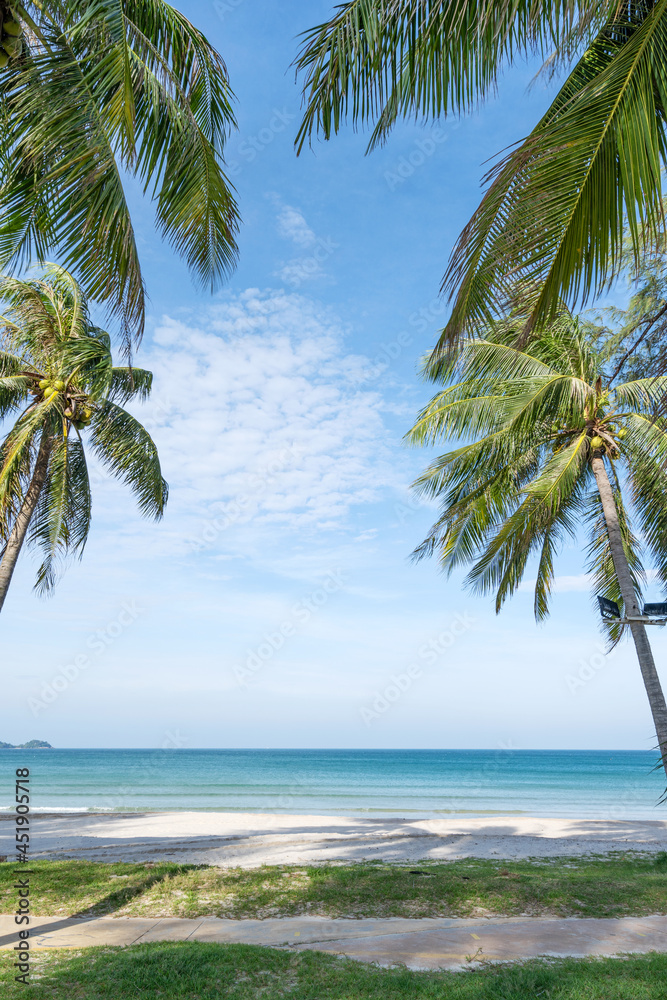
(189, 915), (457, 946)
(133, 917), (206, 943)
(293, 915), (667, 970)
(0, 913), (665, 968)
(0, 915), (160, 950)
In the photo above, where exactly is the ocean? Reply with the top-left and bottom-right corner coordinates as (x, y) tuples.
(1, 749), (665, 820)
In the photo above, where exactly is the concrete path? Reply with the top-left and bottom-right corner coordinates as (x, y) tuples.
(0, 914), (665, 969)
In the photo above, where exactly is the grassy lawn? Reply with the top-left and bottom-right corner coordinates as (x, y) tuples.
(1, 853), (666, 919)
(2, 944), (667, 999)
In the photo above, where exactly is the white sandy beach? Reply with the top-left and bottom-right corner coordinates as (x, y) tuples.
(3, 813), (666, 866)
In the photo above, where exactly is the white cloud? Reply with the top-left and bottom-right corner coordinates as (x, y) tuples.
(99, 289), (405, 563)
(276, 204), (317, 247)
(273, 202), (339, 288)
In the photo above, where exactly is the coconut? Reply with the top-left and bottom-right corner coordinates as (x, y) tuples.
(3, 20), (21, 35)
(617, 428), (627, 439)
(38, 378), (49, 389)
(54, 379), (65, 390)
(0, 51), (8, 68)
(590, 435), (604, 449)
(82, 407), (92, 420)
(2, 36), (21, 57)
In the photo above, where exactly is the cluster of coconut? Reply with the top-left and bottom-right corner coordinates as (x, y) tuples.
(37, 377), (93, 428)
(39, 377), (65, 400)
(0, 11), (22, 68)
(66, 404), (94, 429)
(590, 426), (627, 452)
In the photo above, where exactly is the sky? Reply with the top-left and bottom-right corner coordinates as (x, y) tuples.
(2, 0), (667, 751)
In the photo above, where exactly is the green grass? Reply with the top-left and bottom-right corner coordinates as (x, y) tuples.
(1, 853), (666, 919)
(1, 944), (667, 999)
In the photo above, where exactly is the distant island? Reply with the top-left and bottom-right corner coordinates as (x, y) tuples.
(0, 740), (52, 749)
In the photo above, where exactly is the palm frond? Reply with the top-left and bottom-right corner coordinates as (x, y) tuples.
(0, 267), (167, 596)
(0, 0), (239, 346)
(89, 399), (167, 518)
(28, 434), (91, 594)
(108, 366), (153, 404)
(439, 1), (667, 347)
(294, 0), (610, 152)
(0, 398), (60, 517)
(584, 484), (645, 646)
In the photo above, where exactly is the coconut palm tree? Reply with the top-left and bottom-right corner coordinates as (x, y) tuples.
(295, 1), (667, 351)
(0, 0), (239, 348)
(0, 266), (167, 611)
(407, 315), (667, 776)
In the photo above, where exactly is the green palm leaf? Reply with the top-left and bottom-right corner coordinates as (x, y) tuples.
(90, 399), (167, 518)
(409, 309), (667, 779)
(409, 315), (663, 626)
(0, 0), (239, 346)
(28, 434), (92, 594)
(440, 0), (667, 346)
(295, 0), (609, 152)
(0, 266), (168, 603)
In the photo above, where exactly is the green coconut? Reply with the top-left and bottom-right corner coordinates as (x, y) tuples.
(38, 378), (49, 389)
(617, 428), (627, 439)
(590, 435), (604, 449)
(3, 19), (21, 35)
(2, 35), (21, 58)
(0, 50), (8, 68)
(54, 379), (65, 390)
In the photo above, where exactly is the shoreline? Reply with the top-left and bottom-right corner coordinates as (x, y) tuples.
(2, 812), (666, 866)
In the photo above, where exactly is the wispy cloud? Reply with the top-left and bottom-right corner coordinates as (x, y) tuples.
(273, 202), (338, 287)
(276, 204), (317, 247)
(91, 289), (404, 566)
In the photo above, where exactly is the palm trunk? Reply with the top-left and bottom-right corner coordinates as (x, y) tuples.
(0, 433), (51, 614)
(591, 455), (667, 775)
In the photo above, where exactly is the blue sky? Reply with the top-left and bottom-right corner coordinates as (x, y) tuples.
(2, 0), (667, 751)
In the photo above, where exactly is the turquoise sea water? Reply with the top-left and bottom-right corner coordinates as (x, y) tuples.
(0, 749), (665, 820)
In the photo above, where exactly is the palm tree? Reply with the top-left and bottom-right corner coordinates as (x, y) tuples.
(407, 316), (667, 776)
(0, 266), (167, 611)
(0, 0), (239, 348)
(295, 1), (667, 352)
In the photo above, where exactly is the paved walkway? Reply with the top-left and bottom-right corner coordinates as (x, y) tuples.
(1, 914), (666, 969)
